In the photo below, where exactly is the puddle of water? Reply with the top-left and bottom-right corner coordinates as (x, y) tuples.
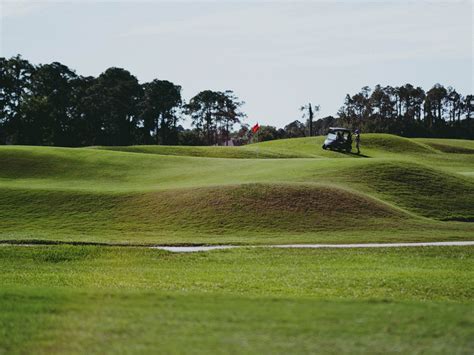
(151, 245), (236, 253)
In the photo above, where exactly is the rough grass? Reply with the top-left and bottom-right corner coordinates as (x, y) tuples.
(359, 134), (434, 154)
(0, 245), (473, 354)
(343, 161), (474, 221)
(1, 181), (472, 244)
(0, 134), (473, 244)
(0, 184), (417, 244)
(121, 183), (405, 231)
(414, 138), (474, 154)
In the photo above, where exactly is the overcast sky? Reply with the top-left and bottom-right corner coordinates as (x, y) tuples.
(1, 0), (472, 128)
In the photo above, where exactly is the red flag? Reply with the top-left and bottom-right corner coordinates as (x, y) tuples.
(251, 123), (260, 133)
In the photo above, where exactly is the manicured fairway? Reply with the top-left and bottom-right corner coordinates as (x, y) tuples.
(1, 245), (473, 354)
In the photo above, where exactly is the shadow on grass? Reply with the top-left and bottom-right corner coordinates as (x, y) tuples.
(325, 149), (371, 158)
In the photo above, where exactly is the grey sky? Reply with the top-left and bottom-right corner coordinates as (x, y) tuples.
(1, 0), (472, 128)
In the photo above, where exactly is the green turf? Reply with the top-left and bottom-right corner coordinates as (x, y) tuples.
(94, 134), (471, 159)
(94, 134), (452, 159)
(1, 134), (473, 244)
(0, 245), (473, 354)
(95, 143), (308, 158)
(342, 161), (474, 221)
(414, 138), (474, 154)
(1, 135), (473, 353)
(1, 183), (472, 244)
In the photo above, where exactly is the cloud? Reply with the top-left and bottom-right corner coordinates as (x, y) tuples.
(120, 1), (471, 69)
(0, 1), (48, 18)
(1, 0), (471, 124)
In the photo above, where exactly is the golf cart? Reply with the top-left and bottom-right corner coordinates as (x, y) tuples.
(322, 127), (352, 152)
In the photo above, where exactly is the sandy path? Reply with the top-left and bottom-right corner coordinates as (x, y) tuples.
(152, 241), (474, 252)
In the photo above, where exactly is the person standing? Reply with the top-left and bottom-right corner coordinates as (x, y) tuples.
(355, 129), (361, 154)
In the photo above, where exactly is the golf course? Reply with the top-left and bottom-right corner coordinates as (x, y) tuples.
(1, 134), (473, 353)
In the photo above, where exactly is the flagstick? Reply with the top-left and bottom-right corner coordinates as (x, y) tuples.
(256, 129), (259, 159)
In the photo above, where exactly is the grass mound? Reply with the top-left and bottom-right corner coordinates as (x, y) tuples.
(0, 146), (131, 182)
(427, 143), (474, 154)
(414, 138), (474, 154)
(1, 134), (473, 244)
(92, 134), (474, 164)
(94, 144), (306, 159)
(0, 184), (406, 243)
(245, 137), (341, 158)
(254, 134), (436, 157)
(358, 134), (434, 155)
(122, 184), (405, 232)
(0, 147), (74, 179)
(347, 161), (474, 221)
(94, 134), (437, 159)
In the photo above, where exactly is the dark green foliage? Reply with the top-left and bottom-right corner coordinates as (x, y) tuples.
(0, 55), (34, 143)
(139, 79), (182, 145)
(21, 62), (78, 145)
(0, 56), (184, 146)
(83, 68), (142, 146)
(336, 83), (474, 139)
(283, 120), (306, 138)
(184, 90), (245, 145)
(1, 54), (473, 146)
(253, 125), (285, 142)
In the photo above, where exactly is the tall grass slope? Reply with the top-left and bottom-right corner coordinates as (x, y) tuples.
(343, 161), (474, 221)
(0, 134), (473, 243)
(0, 184), (408, 242)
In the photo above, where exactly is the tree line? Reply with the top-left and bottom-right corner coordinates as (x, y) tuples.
(336, 84), (473, 138)
(254, 84), (473, 142)
(1, 55), (473, 146)
(0, 55), (245, 146)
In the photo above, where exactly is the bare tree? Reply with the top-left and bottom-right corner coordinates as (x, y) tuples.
(300, 103), (320, 136)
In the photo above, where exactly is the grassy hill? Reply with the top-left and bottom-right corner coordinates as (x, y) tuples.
(1, 134), (474, 354)
(94, 134), (466, 158)
(1, 134), (473, 244)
